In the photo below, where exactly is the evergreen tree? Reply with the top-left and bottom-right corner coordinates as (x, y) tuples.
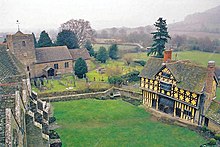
(96, 46), (108, 63)
(148, 17), (171, 58)
(32, 32), (38, 48)
(109, 44), (118, 60)
(74, 57), (88, 78)
(37, 30), (53, 47)
(56, 30), (79, 49)
(84, 40), (94, 56)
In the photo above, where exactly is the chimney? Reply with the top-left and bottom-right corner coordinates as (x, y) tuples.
(164, 49), (172, 63)
(205, 61), (215, 99)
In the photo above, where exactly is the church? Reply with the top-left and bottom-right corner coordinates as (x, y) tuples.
(6, 31), (90, 78)
(140, 50), (218, 126)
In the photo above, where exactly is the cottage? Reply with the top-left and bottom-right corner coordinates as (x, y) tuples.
(140, 50), (218, 126)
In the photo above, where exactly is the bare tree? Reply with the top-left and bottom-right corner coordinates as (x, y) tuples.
(60, 19), (94, 47)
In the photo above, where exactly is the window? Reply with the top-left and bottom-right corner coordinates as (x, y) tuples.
(64, 62), (69, 68)
(54, 64), (59, 69)
(160, 81), (172, 91)
(162, 72), (170, 78)
(22, 41), (26, 47)
(27, 66), (30, 71)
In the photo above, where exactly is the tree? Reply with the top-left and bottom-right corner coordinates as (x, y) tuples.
(56, 30), (79, 49)
(32, 33), (38, 48)
(148, 18), (171, 58)
(37, 30), (53, 47)
(96, 46), (108, 63)
(109, 44), (119, 60)
(74, 58), (88, 78)
(84, 40), (94, 56)
(60, 19), (94, 47)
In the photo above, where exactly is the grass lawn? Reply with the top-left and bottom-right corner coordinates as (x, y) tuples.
(52, 99), (206, 147)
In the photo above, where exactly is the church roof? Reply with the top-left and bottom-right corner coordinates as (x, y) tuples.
(35, 46), (72, 63)
(140, 57), (208, 93)
(69, 48), (91, 61)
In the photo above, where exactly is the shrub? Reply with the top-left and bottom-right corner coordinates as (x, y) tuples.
(121, 70), (140, 83)
(208, 138), (216, 145)
(214, 133), (220, 141)
(108, 76), (124, 85)
(49, 117), (56, 124)
(49, 130), (60, 139)
(134, 60), (146, 66)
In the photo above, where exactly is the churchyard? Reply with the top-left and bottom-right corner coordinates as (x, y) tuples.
(32, 50), (220, 101)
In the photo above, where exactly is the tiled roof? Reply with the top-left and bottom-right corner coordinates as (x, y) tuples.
(140, 57), (208, 93)
(35, 46), (72, 63)
(0, 45), (25, 84)
(69, 48), (91, 61)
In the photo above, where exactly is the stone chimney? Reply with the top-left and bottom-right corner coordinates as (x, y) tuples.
(205, 61), (215, 98)
(164, 49), (172, 63)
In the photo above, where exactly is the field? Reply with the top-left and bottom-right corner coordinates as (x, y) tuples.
(93, 43), (137, 51)
(52, 99), (206, 147)
(125, 50), (220, 67)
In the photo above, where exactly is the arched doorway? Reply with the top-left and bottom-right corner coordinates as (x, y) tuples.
(48, 68), (55, 77)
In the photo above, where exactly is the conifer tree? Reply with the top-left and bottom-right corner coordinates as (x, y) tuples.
(56, 30), (79, 49)
(84, 40), (94, 56)
(109, 44), (118, 60)
(148, 17), (171, 58)
(74, 58), (88, 78)
(96, 46), (108, 63)
(37, 30), (53, 47)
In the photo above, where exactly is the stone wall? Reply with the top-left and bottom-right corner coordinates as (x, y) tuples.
(33, 60), (73, 78)
(40, 87), (142, 102)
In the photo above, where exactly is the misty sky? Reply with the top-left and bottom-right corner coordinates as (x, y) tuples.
(0, 0), (219, 32)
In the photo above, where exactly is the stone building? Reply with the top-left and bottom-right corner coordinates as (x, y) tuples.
(6, 31), (90, 78)
(0, 44), (49, 146)
(140, 50), (219, 127)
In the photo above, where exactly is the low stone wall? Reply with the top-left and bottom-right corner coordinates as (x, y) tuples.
(40, 87), (142, 103)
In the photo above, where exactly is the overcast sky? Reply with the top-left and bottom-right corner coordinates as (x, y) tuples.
(0, 0), (219, 32)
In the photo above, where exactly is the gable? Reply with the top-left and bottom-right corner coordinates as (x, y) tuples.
(155, 67), (177, 84)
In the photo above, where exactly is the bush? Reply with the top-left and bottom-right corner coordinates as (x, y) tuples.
(134, 60), (146, 66)
(208, 138), (216, 145)
(49, 130), (60, 139)
(108, 76), (124, 85)
(121, 71), (140, 83)
(214, 133), (220, 141)
(49, 117), (56, 124)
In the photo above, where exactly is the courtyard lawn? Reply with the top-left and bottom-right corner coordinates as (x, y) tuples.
(52, 99), (206, 147)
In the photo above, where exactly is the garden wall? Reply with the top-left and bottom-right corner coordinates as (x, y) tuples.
(40, 87), (142, 103)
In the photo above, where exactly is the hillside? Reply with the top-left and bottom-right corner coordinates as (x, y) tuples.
(169, 5), (220, 34)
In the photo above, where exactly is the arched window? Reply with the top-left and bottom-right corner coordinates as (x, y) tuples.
(22, 41), (26, 47)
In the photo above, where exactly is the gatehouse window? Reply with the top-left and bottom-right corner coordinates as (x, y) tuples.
(64, 62), (69, 68)
(162, 72), (170, 78)
(160, 81), (172, 91)
(22, 41), (26, 46)
(54, 64), (59, 69)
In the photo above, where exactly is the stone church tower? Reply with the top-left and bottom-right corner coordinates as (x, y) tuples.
(6, 31), (36, 76)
